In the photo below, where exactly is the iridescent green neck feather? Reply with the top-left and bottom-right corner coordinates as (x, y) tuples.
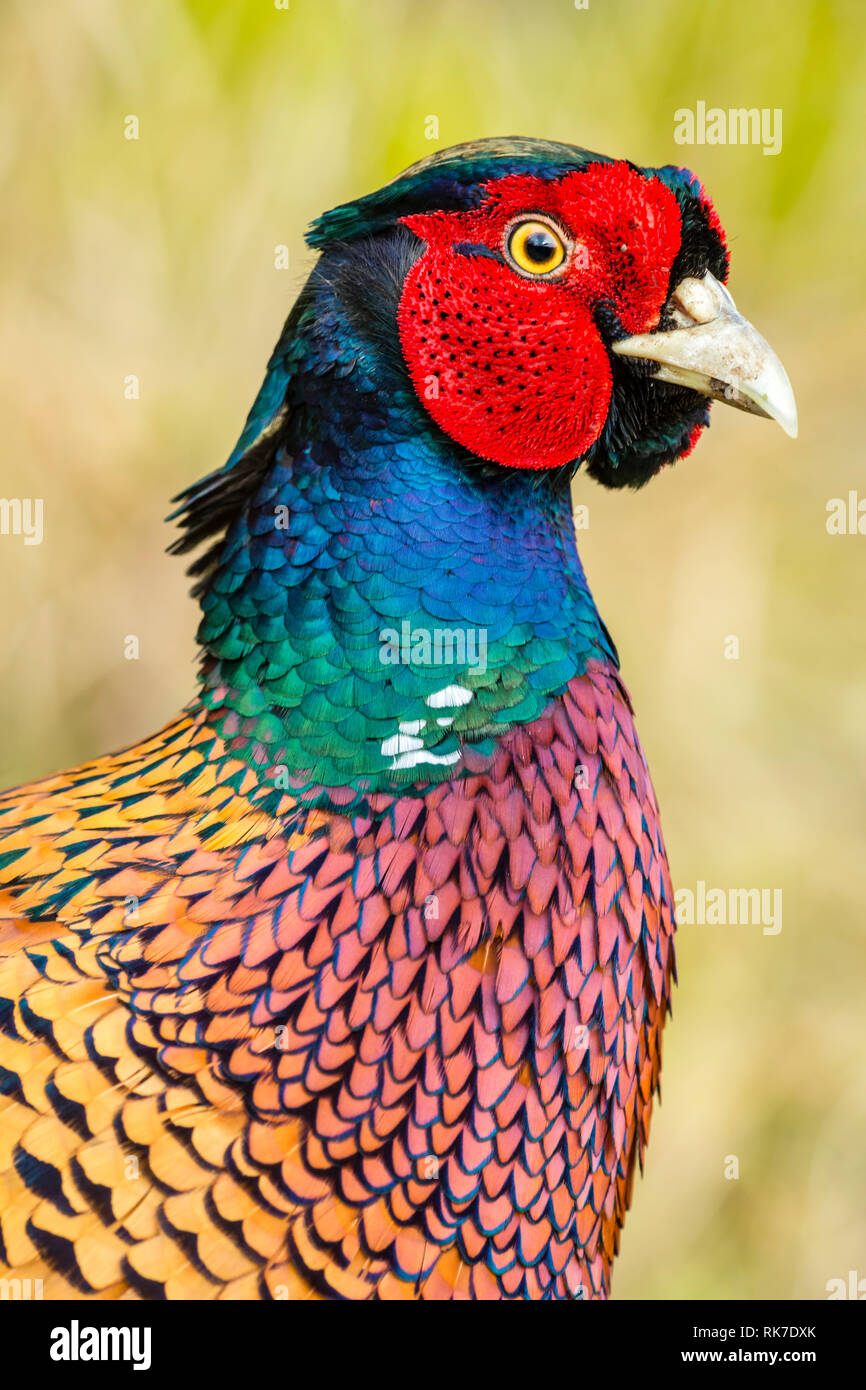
(170, 231), (616, 805)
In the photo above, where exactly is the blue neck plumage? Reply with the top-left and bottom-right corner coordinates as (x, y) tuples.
(187, 244), (616, 795)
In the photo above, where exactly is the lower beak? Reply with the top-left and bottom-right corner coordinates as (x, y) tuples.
(611, 272), (798, 439)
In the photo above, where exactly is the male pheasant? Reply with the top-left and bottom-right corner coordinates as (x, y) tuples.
(0, 138), (796, 1301)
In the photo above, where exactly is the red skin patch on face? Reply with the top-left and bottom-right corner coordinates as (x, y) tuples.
(397, 162), (684, 470)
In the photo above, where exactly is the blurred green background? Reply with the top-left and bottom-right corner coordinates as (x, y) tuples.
(1, 0), (864, 1299)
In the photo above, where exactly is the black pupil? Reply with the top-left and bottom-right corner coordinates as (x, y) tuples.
(524, 230), (556, 264)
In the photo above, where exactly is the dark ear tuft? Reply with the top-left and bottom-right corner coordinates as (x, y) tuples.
(168, 438), (278, 598)
(165, 297), (309, 597)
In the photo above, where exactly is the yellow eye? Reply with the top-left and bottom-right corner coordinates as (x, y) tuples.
(505, 219), (567, 277)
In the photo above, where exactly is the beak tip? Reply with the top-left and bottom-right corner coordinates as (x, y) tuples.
(614, 272), (800, 447)
(767, 384), (798, 440)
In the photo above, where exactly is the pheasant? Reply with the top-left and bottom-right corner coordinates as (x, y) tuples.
(0, 138), (796, 1301)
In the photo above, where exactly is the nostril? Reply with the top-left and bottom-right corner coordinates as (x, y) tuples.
(670, 274), (722, 327)
(666, 301), (701, 330)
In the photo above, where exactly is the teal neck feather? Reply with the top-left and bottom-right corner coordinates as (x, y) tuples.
(172, 242), (616, 805)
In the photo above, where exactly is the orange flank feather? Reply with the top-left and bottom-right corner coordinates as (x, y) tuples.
(0, 664), (674, 1300)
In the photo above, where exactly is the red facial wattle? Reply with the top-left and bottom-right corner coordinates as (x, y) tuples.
(397, 161), (685, 470)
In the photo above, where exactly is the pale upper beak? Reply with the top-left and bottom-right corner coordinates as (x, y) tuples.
(611, 271), (798, 439)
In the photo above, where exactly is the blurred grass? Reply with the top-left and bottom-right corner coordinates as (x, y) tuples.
(1, 0), (864, 1299)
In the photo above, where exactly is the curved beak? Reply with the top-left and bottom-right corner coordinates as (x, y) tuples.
(611, 272), (798, 439)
